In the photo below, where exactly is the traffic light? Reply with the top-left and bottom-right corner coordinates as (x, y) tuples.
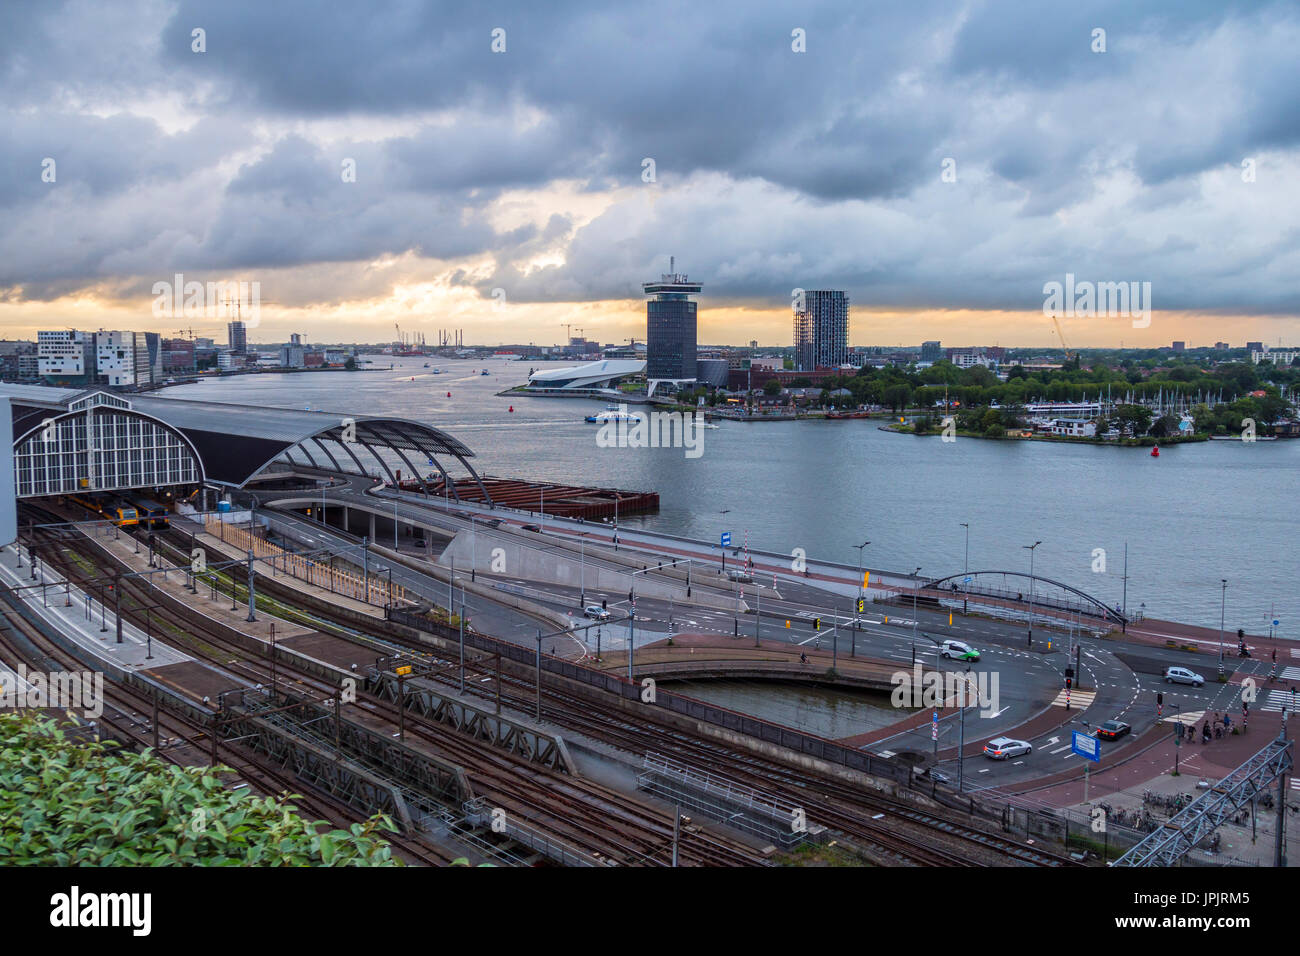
(601, 598), (607, 610)
(1065, 676), (1072, 690)
(813, 617), (821, 631)
(856, 598), (865, 613)
(1157, 692), (1163, 706)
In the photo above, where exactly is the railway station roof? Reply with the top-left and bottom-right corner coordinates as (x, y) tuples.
(1, 384), (479, 490)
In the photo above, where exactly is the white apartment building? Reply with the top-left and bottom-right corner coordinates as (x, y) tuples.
(948, 348), (998, 369)
(1250, 348), (1299, 366)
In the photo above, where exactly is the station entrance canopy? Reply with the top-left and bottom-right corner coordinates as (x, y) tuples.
(1, 384), (489, 503)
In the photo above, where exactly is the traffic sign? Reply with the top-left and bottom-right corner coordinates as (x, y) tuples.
(1071, 731), (1100, 762)
(963, 575), (972, 584)
(931, 711), (939, 741)
(720, 531), (732, 547)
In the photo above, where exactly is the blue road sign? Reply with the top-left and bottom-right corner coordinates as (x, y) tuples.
(720, 532), (732, 547)
(963, 575), (972, 584)
(1273, 619), (1280, 627)
(1072, 730), (1100, 762)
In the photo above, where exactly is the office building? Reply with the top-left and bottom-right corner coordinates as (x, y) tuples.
(921, 340), (942, 363)
(794, 290), (849, 371)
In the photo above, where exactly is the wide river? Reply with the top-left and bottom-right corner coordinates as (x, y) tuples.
(169, 356), (1300, 634)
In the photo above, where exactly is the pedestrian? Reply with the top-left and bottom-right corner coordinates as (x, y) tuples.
(800, 652), (808, 664)
(1202, 721), (1211, 744)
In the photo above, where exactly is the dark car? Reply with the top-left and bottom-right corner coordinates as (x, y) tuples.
(1095, 720), (1131, 740)
(520, 523), (541, 533)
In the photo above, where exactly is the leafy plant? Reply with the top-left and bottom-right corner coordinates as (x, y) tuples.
(0, 713), (400, 866)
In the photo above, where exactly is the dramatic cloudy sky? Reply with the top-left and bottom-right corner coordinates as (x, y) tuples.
(1, 0), (1298, 347)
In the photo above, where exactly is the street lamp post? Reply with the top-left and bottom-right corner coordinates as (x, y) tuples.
(1218, 578), (1227, 678)
(1023, 541), (1042, 648)
(853, 541), (869, 659)
(958, 663), (971, 793)
(960, 522), (970, 616)
(911, 566), (922, 664)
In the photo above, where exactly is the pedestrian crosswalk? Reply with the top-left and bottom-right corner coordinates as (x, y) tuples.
(1278, 666), (1300, 681)
(1258, 689), (1300, 713)
(1292, 778), (1300, 792)
(1050, 688), (1095, 709)
(1162, 710), (1205, 726)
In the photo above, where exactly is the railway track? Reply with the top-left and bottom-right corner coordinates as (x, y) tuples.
(26, 513), (766, 867)
(22, 505), (1078, 865)
(0, 584), (449, 867)
(14, 511), (451, 865)
(218, 522), (1079, 866)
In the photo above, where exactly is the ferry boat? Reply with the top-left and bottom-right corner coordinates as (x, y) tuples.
(585, 404), (641, 424)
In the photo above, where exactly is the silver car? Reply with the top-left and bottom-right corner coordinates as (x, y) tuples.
(1164, 666), (1204, 687)
(983, 737), (1032, 759)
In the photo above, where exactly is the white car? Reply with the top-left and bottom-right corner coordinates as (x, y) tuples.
(1165, 666), (1204, 687)
(583, 605), (611, 621)
(983, 737), (1032, 759)
(940, 640), (981, 662)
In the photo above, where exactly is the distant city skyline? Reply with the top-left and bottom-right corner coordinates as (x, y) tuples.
(4, 299), (1298, 351)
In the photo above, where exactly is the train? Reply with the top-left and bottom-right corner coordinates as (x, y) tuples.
(128, 497), (171, 531)
(66, 493), (139, 527)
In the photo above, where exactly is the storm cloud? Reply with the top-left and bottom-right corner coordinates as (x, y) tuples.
(1, 0), (1297, 324)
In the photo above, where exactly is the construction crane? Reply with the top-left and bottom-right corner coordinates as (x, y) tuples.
(1050, 315), (1074, 361)
(173, 328), (219, 340)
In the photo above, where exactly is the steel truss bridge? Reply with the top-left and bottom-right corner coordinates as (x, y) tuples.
(1112, 730), (1293, 866)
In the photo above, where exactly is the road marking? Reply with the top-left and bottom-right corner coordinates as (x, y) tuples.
(1259, 690), (1299, 713)
(1044, 736), (1060, 746)
(1050, 745), (1070, 754)
(1279, 666), (1300, 680)
(877, 750), (896, 758)
(1050, 688), (1096, 708)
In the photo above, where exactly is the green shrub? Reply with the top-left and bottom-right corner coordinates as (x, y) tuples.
(0, 713), (400, 866)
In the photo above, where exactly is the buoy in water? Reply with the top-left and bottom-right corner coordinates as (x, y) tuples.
(446, 391), (451, 398)
(1151, 446), (1160, 457)
(508, 406), (514, 412)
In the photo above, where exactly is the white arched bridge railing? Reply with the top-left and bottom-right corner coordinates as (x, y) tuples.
(921, 570), (1128, 626)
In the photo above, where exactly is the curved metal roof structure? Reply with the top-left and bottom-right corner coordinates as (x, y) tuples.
(527, 359), (646, 389)
(1, 385), (491, 503)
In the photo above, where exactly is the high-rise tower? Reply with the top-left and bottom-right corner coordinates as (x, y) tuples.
(643, 257), (702, 387)
(794, 290), (849, 370)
